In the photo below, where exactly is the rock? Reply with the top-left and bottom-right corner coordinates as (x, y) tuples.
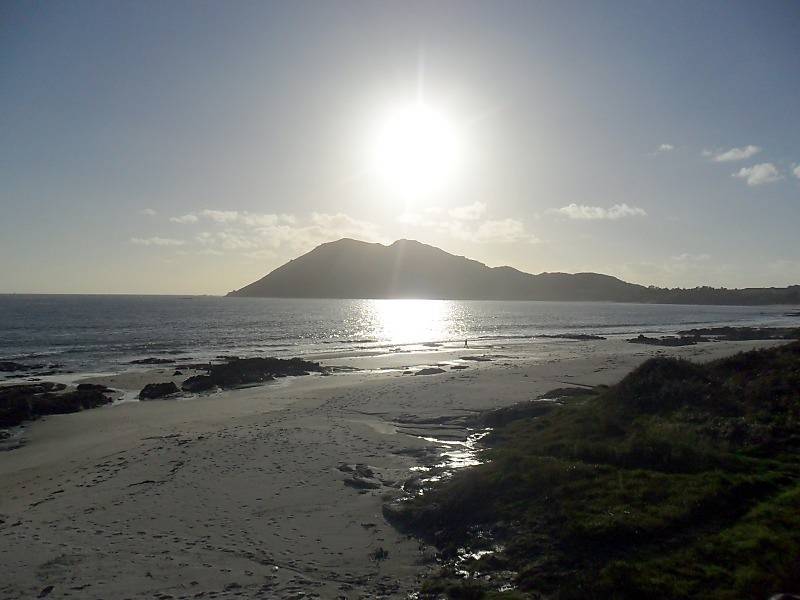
(344, 476), (381, 490)
(628, 334), (697, 347)
(138, 382), (180, 400)
(415, 368), (446, 376)
(0, 361), (44, 372)
(0, 381), (87, 427)
(1, 383), (113, 427)
(173, 370), (183, 376)
(461, 355), (492, 362)
(182, 357), (326, 392)
(451, 365), (469, 370)
(36, 388), (112, 415)
(130, 357), (174, 365)
(76, 383), (109, 392)
(181, 374), (217, 393)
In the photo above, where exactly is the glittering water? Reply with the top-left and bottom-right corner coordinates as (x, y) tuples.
(0, 294), (796, 374)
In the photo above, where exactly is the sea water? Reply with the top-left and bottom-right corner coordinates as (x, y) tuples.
(0, 294), (796, 375)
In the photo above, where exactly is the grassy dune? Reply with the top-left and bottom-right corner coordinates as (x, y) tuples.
(389, 342), (800, 599)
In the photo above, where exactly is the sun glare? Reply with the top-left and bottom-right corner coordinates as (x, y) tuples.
(367, 101), (462, 198)
(370, 298), (455, 345)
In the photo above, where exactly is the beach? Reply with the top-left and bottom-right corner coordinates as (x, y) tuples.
(0, 337), (787, 599)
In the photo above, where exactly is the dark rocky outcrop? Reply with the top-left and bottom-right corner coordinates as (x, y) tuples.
(415, 368), (446, 376)
(628, 327), (800, 347)
(677, 326), (800, 341)
(1, 383), (113, 428)
(0, 361), (43, 372)
(628, 334), (699, 347)
(76, 383), (110, 392)
(138, 382), (180, 400)
(130, 357), (174, 365)
(226, 238), (800, 305)
(181, 357), (326, 392)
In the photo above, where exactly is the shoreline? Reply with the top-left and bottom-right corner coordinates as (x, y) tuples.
(0, 338), (792, 598)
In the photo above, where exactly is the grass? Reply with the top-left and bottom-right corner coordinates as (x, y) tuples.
(389, 341), (800, 599)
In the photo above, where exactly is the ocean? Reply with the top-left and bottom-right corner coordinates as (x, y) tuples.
(1, 295), (797, 375)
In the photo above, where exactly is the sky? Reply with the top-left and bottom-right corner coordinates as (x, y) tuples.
(2, 0), (799, 294)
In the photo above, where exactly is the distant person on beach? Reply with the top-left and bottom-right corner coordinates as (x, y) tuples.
(464, 339), (468, 348)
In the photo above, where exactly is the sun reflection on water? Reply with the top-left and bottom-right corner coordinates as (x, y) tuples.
(363, 299), (465, 346)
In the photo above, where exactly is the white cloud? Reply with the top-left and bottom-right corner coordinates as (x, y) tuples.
(657, 144), (674, 152)
(139, 208), (157, 216)
(733, 163), (782, 186)
(190, 209), (297, 227)
(397, 204), (538, 244)
(170, 213), (199, 224)
(441, 218), (539, 244)
(201, 209), (240, 223)
(711, 145), (761, 162)
(473, 219), (539, 244)
(131, 237), (185, 246)
(195, 231), (261, 250)
(793, 164), (800, 179)
(190, 212), (379, 255)
(552, 203), (647, 220)
(448, 201), (487, 221)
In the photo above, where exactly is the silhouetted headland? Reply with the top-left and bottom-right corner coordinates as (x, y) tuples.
(228, 238), (800, 305)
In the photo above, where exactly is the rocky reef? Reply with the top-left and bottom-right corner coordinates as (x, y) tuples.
(138, 382), (180, 400)
(181, 356), (327, 392)
(0, 382), (115, 428)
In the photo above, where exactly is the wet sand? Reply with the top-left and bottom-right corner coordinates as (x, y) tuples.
(0, 338), (784, 599)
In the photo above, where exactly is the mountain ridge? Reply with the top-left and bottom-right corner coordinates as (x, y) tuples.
(227, 238), (800, 305)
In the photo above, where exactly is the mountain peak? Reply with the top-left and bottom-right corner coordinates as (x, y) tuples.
(227, 238), (648, 301)
(226, 238), (800, 304)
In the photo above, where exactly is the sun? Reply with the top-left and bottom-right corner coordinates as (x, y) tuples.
(366, 101), (462, 199)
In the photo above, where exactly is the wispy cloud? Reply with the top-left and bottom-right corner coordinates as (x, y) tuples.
(733, 163), (782, 186)
(139, 208), (157, 216)
(551, 203), (647, 220)
(793, 164), (800, 179)
(708, 145), (761, 162)
(398, 203), (538, 244)
(473, 219), (539, 244)
(188, 212), (379, 256)
(131, 237), (185, 246)
(657, 143), (674, 152)
(170, 214), (199, 224)
(201, 209), (240, 224)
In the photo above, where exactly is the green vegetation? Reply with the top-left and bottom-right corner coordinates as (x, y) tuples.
(387, 342), (800, 599)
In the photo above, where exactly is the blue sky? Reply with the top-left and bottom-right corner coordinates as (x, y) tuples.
(2, 1), (799, 293)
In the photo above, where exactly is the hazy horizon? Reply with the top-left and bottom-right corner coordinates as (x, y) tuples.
(2, 1), (799, 294)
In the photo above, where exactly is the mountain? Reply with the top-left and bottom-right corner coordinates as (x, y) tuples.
(227, 238), (800, 305)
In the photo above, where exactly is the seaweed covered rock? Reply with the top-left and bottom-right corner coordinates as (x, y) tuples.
(0, 382), (112, 427)
(181, 357), (326, 392)
(139, 382), (180, 400)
